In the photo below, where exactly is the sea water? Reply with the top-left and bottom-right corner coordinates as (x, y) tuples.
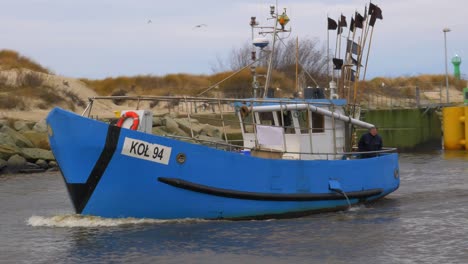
(1, 152), (467, 264)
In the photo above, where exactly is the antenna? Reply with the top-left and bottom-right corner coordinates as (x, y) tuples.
(249, 2), (291, 99)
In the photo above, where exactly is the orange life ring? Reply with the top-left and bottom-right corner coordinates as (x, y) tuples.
(116, 111), (140, 130)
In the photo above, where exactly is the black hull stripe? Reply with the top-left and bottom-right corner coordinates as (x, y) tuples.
(66, 125), (121, 213)
(158, 177), (383, 201)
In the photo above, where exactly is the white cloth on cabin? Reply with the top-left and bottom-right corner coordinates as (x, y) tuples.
(256, 125), (284, 147)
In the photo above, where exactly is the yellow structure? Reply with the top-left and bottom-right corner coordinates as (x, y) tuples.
(443, 106), (468, 150)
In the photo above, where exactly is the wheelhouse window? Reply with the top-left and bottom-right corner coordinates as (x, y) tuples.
(296, 110), (309, 134)
(258, 112), (274, 126)
(293, 110), (325, 134)
(241, 112), (255, 133)
(277, 111), (295, 134)
(311, 112), (325, 133)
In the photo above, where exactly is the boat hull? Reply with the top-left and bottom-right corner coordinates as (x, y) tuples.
(46, 107), (400, 219)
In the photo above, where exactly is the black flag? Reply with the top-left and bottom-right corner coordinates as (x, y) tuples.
(355, 12), (364, 29)
(351, 56), (362, 67)
(369, 3), (383, 27)
(368, 2), (376, 15)
(333, 58), (344, 70)
(347, 40), (361, 55)
(337, 14), (347, 34)
(339, 15), (347, 27)
(328, 17), (337, 30)
(350, 17), (355, 32)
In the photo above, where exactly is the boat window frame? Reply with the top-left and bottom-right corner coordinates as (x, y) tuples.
(311, 112), (325, 133)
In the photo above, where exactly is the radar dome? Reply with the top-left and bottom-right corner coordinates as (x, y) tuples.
(253, 37), (269, 49)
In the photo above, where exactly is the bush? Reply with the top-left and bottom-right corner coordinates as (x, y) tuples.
(20, 72), (44, 88)
(36, 102), (49, 110)
(149, 100), (159, 108)
(0, 95), (26, 110)
(0, 50), (51, 74)
(61, 89), (87, 108)
(111, 89), (127, 105)
(38, 86), (64, 105)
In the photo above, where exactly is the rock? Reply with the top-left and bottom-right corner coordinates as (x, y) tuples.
(0, 144), (22, 160)
(168, 127), (190, 138)
(0, 126), (34, 148)
(35, 159), (49, 169)
(21, 148), (55, 161)
(196, 134), (225, 144)
(152, 116), (164, 127)
(20, 131), (50, 149)
(166, 112), (178, 119)
(0, 132), (15, 147)
(47, 161), (59, 171)
(13, 120), (32, 132)
(0, 120), (8, 128)
(201, 124), (223, 139)
(163, 117), (179, 131)
(33, 119), (48, 133)
(7, 154), (27, 170)
(152, 127), (167, 136)
(48, 160), (58, 168)
(175, 118), (204, 136)
(19, 162), (46, 173)
(0, 158), (6, 171)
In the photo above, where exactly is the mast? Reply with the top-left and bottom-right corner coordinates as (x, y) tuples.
(250, 1), (290, 99)
(295, 36), (299, 94)
(263, 13), (279, 98)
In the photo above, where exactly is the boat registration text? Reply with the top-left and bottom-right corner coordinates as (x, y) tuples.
(121, 137), (172, 165)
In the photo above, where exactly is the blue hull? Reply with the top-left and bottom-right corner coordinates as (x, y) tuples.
(46, 107), (400, 219)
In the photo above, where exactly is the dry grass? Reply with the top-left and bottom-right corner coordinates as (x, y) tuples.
(358, 74), (466, 101)
(61, 89), (87, 108)
(110, 89), (128, 105)
(0, 50), (51, 74)
(0, 94), (27, 110)
(20, 72), (44, 88)
(81, 68), (296, 98)
(81, 74), (212, 96)
(0, 84), (86, 111)
(362, 75), (465, 92)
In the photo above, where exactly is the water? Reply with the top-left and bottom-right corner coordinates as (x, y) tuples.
(1, 152), (467, 264)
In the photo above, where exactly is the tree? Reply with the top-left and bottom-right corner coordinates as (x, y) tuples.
(217, 37), (329, 88)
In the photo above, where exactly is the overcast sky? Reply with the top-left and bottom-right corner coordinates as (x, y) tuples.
(1, 0), (467, 80)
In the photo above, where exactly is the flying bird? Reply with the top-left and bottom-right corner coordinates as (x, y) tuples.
(193, 24), (207, 29)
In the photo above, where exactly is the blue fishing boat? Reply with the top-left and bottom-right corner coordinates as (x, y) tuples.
(46, 2), (398, 219)
(46, 96), (399, 220)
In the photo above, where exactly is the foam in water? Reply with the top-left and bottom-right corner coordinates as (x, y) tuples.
(27, 214), (206, 228)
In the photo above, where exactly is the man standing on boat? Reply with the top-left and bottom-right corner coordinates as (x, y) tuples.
(358, 127), (383, 158)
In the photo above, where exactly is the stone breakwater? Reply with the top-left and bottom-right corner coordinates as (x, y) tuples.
(0, 119), (55, 174)
(0, 114), (229, 174)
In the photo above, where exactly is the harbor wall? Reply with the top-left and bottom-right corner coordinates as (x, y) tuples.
(359, 109), (442, 151)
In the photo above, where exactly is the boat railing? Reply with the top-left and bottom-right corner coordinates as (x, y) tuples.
(165, 133), (397, 160)
(82, 95), (394, 160)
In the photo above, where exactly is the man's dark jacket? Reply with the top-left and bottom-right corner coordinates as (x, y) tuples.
(358, 133), (383, 152)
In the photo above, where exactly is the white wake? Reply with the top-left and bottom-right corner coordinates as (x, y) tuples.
(27, 214), (206, 228)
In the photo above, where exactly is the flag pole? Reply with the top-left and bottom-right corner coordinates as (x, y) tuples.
(353, 5), (370, 104)
(334, 16), (340, 94)
(362, 25), (375, 81)
(327, 15), (331, 84)
(296, 36), (299, 93)
(346, 15), (357, 102)
(338, 15), (343, 60)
